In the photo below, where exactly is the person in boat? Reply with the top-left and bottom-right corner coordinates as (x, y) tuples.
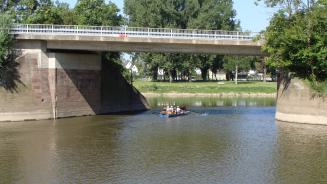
(176, 106), (181, 114)
(172, 106), (176, 114)
(165, 106), (172, 114)
(180, 106), (186, 111)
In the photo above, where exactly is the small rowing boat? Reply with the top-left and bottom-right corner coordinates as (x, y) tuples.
(159, 110), (190, 118)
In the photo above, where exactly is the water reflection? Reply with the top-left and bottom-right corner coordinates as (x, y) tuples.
(275, 121), (327, 184)
(147, 96), (276, 108)
(1, 97), (327, 183)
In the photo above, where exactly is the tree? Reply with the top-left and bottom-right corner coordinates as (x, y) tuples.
(223, 56), (252, 84)
(262, 0), (327, 82)
(187, 0), (239, 81)
(255, 0), (317, 16)
(54, 1), (78, 25)
(1, 0), (21, 13)
(24, 0), (64, 24)
(210, 55), (224, 80)
(124, 0), (239, 81)
(0, 12), (18, 91)
(75, 0), (122, 26)
(0, 13), (13, 68)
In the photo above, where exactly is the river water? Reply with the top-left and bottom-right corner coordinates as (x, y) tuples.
(1, 97), (327, 184)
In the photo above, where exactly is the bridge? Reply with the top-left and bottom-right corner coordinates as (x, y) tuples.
(0, 24), (264, 122)
(11, 24), (264, 56)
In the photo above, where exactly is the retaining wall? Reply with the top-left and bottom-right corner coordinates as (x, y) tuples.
(276, 77), (327, 125)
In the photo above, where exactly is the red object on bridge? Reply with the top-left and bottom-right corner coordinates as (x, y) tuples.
(118, 34), (128, 38)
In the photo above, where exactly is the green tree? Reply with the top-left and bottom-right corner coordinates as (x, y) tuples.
(124, 0), (239, 81)
(255, 0), (317, 16)
(262, 0), (327, 81)
(0, 13), (13, 68)
(210, 55), (224, 80)
(223, 56), (252, 84)
(24, 0), (63, 24)
(0, 12), (19, 91)
(1, 0), (21, 13)
(15, 0), (39, 22)
(54, 1), (78, 25)
(75, 0), (122, 26)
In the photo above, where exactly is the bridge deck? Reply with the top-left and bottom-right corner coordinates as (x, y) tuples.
(11, 24), (264, 56)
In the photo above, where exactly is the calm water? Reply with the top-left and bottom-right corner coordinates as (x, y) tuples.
(1, 97), (327, 184)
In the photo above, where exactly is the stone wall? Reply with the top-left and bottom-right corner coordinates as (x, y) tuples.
(276, 76), (327, 125)
(0, 41), (149, 122)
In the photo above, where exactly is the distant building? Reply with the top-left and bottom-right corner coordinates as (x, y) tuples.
(124, 61), (139, 75)
(208, 70), (226, 81)
(195, 68), (202, 75)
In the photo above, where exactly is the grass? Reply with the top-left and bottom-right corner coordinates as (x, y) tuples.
(133, 80), (277, 94)
(305, 79), (327, 97)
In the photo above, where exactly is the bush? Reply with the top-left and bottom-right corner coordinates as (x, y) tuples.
(308, 80), (327, 97)
(0, 13), (13, 68)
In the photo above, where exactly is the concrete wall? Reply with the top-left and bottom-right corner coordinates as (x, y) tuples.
(0, 47), (54, 121)
(50, 52), (102, 118)
(0, 41), (149, 122)
(276, 76), (327, 125)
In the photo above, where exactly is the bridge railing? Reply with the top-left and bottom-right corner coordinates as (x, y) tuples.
(10, 24), (259, 41)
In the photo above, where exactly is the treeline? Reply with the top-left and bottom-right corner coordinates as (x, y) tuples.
(0, 0), (122, 26)
(134, 54), (271, 82)
(124, 0), (264, 82)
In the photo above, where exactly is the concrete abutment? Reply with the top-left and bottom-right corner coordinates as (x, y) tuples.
(276, 76), (327, 125)
(0, 41), (149, 122)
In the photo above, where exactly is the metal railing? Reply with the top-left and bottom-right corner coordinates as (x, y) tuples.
(10, 24), (259, 41)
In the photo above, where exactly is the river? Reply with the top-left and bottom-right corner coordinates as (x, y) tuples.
(1, 97), (327, 184)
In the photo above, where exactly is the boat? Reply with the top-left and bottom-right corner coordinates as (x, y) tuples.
(159, 110), (190, 118)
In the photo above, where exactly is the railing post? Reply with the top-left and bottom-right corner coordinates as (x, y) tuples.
(148, 28), (150, 37)
(52, 25), (54, 34)
(26, 24), (29, 33)
(171, 29), (173, 38)
(237, 31), (239, 40)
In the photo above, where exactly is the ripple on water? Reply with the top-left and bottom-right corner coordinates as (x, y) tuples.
(1, 97), (327, 184)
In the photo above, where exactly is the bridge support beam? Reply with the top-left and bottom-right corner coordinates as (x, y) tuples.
(276, 74), (327, 125)
(0, 41), (149, 122)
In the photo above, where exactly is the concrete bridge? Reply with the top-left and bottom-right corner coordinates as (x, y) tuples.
(12, 24), (264, 56)
(0, 24), (264, 122)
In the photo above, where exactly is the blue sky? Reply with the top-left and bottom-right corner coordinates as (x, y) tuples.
(66, 0), (276, 32)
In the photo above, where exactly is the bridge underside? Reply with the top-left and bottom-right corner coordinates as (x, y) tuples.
(0, 41), (149, 121)
(15, 35), (265, 56)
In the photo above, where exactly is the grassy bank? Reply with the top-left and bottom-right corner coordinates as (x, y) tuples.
(133, 80), (277, 95)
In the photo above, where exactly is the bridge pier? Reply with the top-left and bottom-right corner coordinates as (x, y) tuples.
(0, 41), (149, 122)
(276, 74), (327, 125)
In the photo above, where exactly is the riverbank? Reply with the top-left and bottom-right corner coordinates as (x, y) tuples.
(133, 81), (277, 97)
(143, 92), (276, 98)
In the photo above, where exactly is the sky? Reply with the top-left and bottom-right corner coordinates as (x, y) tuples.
(66, 0), (276, 32)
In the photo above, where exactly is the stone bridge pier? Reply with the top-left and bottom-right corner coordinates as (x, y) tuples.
(0, 40), (149, 121)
